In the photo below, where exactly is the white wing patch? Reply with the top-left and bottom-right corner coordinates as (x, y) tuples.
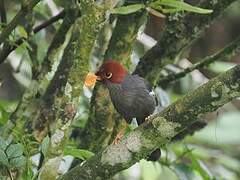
(149, 90), (155, 97)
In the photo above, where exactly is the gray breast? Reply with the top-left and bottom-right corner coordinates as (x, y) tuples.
(106, 74), (156, 124)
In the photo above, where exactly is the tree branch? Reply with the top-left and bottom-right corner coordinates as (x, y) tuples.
(0, 10), (65, 64)
(134, 0), (238, 83)
(0, 0), (41, 44)
(60, 65), (240, 180)
(33, 0), (121, 140)
(158, 34), (240, 85)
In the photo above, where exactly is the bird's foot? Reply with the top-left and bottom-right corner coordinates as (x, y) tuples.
(112, 131), (124, 145)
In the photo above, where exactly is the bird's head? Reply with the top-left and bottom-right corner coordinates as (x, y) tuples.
(84, 60), (127, 87)
(95, 60), (126, 84)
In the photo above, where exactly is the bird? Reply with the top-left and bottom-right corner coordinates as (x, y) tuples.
(85, 60), (161, 161)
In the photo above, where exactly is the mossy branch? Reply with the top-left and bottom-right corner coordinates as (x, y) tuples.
(2, 9), (79, 138)
(59, 65), (240, 180)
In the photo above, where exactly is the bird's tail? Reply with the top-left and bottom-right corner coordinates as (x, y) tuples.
(147, 148), (161, 161)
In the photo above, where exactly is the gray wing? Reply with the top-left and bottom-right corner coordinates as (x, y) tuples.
(121, 74), (156, 123)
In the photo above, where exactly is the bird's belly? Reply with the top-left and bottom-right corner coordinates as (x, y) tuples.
(111, 91), (155, 123)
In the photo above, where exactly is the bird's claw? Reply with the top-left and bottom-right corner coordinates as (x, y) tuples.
(145, 114), (154, 122)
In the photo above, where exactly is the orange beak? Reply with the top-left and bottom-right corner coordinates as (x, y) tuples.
(84, 72), (101, 87)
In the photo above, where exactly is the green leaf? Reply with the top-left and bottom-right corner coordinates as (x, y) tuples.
(39, 135), (50, 157)
(9, 156), (26, 168)
(18, 26), (28, 38)
(0, 149), (9, 166)
(64, 147), (94, 160)
(111, 4), (145, 15)
(0, 138), (8, 150)
(151, 0), (213, 14)
(6, 144), (23, 158)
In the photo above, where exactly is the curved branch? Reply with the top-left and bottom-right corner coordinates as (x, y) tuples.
(59, 65), (240, 180)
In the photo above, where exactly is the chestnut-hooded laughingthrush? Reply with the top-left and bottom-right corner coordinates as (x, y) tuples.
(85, 60), (161, 161)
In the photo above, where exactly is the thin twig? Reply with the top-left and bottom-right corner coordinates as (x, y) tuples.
(158, 35), (240, 85)
(0, 10), (65, 64)
(33, 10), (65, 33)
(0, 0), (7, 24)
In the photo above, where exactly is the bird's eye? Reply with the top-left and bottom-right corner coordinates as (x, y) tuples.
(105, 72), (112, 79)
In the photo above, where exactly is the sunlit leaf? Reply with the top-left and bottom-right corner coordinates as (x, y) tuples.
(151, 0), (213, 14)
(111, 4), (145, 15)
(64, 147), (94, 160)
(18, 26), (28, 38)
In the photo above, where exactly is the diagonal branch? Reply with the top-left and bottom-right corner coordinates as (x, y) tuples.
(158, 35), (240, 85)
(33, 10), (65, 33)
(59, 65), (240, 180)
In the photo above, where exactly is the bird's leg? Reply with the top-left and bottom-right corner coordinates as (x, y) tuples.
(112, 123), (127, 145)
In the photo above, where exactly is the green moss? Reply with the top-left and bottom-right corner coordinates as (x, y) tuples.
(68, 3), (106, 97)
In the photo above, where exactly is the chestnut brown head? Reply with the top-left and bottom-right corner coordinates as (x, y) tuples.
(95, 60), (127, 84)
